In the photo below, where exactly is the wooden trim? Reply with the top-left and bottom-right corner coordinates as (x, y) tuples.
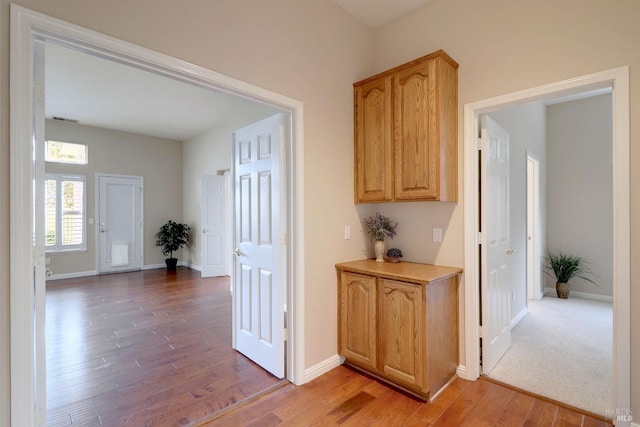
(482, 376), (612, 423)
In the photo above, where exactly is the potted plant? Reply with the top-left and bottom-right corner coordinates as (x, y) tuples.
(364, 212), (397, 262)
(544, 251), (599, 299)
(155, 220), (191, 270)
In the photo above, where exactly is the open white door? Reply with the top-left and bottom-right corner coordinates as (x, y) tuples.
(201, 174), (228, 277)
(232, 114), (285, 378)
(527, 152), (542, 301)
(97, 175), (143, 273)
(480, 115), (512, 374)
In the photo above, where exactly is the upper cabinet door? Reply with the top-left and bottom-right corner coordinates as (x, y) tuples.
(393, 60), (438, 200)
(354, 76), (394, 203)
(353, 50), (458, 204)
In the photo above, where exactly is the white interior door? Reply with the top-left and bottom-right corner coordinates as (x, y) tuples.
(527, 152), (542, 301)
(201, 174), (228, 277)
(97, 175), (143, 273)
(480, 115), (512, 374)
(232, 114), (285, 378)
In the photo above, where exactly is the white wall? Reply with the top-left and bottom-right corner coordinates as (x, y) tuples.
(546, 94), (613, 297)
(489, 102), (547, 320)
(182, 106), (279, 269)
(45, 119), (184, 274)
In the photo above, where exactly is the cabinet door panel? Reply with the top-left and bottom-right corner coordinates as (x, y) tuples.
(394, 60), (438, 200)
(354, 77), (393, 203)
(339, 272), (377, 368)
(379, 279), (425, 389)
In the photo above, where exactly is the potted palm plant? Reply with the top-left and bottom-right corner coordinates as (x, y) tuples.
(155, 220), (191, 270)
(544, 251), (599, 299)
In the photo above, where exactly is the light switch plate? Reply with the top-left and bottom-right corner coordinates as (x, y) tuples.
(433, 228), (442, 242)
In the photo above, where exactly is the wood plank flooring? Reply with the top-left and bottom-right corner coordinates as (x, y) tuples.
(46, 267), (281, 426)
(198, 366), (613, 427)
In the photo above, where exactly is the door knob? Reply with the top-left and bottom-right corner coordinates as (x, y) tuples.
(232, 248), (242, 257)
(506, 248), (514, 255)
(202, 228), (207, 234)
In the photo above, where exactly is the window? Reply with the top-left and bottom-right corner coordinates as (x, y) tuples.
(45, 140), (88, 165)
(45, 174), (86, 252)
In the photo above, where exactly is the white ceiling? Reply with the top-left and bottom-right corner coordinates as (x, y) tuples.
(44, 1), (431, 139)
(45, 43), (277, 141)
(333, 0), (431, 28)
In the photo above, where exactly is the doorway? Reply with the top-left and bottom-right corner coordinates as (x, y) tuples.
(10, 5), (305, 426)
(462, 67), (630, 418)
(526, 152), (541, 301)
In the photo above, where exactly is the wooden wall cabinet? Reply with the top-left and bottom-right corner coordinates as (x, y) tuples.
(354, 50), (458, 203)
(336, 260), (462, 400)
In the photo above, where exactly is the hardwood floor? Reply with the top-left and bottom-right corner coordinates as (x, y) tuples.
(198, 366), (613, 427)
(46, 267), (281, 426)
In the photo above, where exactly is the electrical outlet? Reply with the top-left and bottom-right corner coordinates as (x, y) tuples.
(344, 226), (351, 240)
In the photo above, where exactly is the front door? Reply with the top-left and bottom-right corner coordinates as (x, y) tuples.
(97, 175), (143, 273)
(480, 115), (512, 374)
(201, 174), (228, 277)
(232, 114), (285, 378)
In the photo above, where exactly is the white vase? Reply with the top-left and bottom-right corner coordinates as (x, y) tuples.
(374, 240), (385, 262)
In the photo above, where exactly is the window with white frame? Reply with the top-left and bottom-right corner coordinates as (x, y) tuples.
(45, 140), (88, 165)
(45, 174), (86, 252)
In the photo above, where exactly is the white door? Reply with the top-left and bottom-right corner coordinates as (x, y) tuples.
(97, 175), (143, 273)
(232, 114), (285, 378)
(527, 152), (542, 301)
(201, 175), (228, 277)
(480, 116), (512, 374)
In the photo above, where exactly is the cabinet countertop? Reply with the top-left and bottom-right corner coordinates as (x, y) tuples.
(335, 259), (462, 285)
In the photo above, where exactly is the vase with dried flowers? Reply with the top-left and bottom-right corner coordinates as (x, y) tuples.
(364, 212), (397, 262)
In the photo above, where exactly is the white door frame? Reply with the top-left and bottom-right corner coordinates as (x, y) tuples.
(96, 173), (144, 274)
(526, 152), (542, 302)
(463, 67), (630, 421)
(10, 5), (305, 426)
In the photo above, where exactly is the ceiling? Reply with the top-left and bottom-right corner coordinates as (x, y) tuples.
(333, 0), (431, 28)
(44, 1), (430, 140)
(45, 43), (277, 141)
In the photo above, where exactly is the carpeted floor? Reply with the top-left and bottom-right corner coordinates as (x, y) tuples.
(487, 295), (613, 416)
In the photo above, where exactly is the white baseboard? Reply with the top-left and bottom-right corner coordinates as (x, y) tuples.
(544, 287), (613, 302)
(629, 421), (639, 427)
(46, 270), (97, 281)
(456, 364), (476, 381)
(511, 306), (528, 329)
(184, 262), (201, 271)
(304, 354), (343, 383)
(142, 263), (165, 270)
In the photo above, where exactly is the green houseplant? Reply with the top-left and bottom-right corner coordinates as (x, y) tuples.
(544, 251), (599, 299)
(155, 220), (191, 270)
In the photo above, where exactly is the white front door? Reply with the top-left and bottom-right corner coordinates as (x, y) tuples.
(97, 175), (143, 273)
(201, 174), (228, 277)
(232, 114), (285, 378)
(480, 115), (512, 374)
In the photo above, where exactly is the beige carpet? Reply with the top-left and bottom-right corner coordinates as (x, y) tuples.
(487, 295), (613, 416)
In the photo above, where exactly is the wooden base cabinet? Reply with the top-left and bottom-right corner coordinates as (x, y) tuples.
(336, 260), (462, 400)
